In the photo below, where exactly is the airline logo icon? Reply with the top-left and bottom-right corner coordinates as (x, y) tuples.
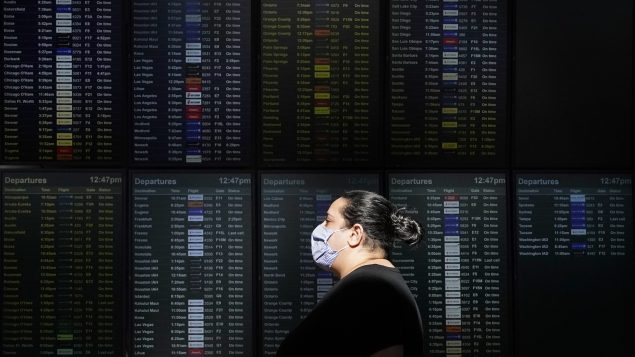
(185, 1), (203, 163)
(55, 2), (73, 160)
(444, 194), (462, 348)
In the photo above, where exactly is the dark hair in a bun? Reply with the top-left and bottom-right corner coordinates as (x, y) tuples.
(339, 190), (423, 257)
(390, 208), (423, 247)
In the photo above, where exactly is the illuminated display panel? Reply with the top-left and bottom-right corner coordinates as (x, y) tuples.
(260, 0), (381, 166)
(389, 0), (507, 166)
(131, 172), (253, 356)
(515, 173), (633, 356)
(131, 0), (252, 165)
(1, 171), (124, 356)
(389, 172), (509, 356)
(2, 0), (124, 162)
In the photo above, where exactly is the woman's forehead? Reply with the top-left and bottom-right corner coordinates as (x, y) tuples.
(327, 197), (347, 217)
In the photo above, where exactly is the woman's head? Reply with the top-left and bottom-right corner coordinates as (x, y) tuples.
(335, 190), (423, 257)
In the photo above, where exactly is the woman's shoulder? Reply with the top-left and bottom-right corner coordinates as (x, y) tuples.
(347, 263), (402, 280)
(338, 264), (411, 294)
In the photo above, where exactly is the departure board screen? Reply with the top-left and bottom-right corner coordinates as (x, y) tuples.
(260, 0), (381, 166)
(389, 173), (509, 355)
(131, 173), (253, 356)
(1, 172), (123, 356)
(2, 0), (123, 162)
(132, 1), (252, 165)
(389, 0), (507, 166)
(515, 174), (633, 356)
(260, 173), (380, 355)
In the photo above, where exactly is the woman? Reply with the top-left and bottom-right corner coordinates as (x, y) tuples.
(277, 190), (425, 357)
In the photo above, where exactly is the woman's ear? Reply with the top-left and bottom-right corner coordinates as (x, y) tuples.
(348, 223), (364, 247)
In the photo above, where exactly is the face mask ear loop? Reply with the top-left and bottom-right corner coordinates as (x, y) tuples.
(330, 227), (351, 253)
(324, 226), (346, 241)
(326, 244), (349, 269)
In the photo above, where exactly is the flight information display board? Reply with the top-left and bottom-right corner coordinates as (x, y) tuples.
(260, 0), (381, 166)
(260, 173), (380, 355)
(389, 0), (507, 166)
(389, 173), (509, 356)
(2, 0), (124, 162)
(131, 0), (252, 165)
(131, 172), (253, 356)
(515, 174), (633, 356)
(1, 171), (123, 356)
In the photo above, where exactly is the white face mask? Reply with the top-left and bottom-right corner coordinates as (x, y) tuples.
(310, 224), (349, 271)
